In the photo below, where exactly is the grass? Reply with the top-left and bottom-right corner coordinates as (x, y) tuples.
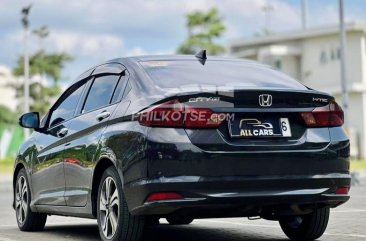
(350, 160), (366, 171)
(0, 157), (14, 174)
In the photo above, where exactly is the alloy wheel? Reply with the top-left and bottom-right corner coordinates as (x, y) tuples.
(15, 176), (28, 224)
(99, 176), (119, 239)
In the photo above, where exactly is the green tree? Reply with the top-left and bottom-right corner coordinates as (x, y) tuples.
(0, 105), (17, 125)
(9, 81), (62, 115)
(12, 26), (72, 115)
(13, 51), (72, 82)
(177, 8), (226, 55)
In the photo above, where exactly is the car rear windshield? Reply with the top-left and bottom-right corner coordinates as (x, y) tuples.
(140, 60), (306, 90)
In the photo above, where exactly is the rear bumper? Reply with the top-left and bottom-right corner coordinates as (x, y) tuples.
(122, 126), (350, 218)
(125, 173), (350, 217)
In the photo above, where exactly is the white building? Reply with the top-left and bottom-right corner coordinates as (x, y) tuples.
(0, 65), (18, 111)
(0, 65), (49, 113)
(229, 22), (366, 158)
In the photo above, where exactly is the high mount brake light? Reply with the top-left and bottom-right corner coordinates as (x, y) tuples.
(138, 99), (226, 128)
(300, 100), (344, 127)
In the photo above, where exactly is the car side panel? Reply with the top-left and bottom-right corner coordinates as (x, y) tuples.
(13, 137), (37, 210)
(31, 122), (72, 206)
(63, 104), (118, 207)
(97, 101), (149, 209)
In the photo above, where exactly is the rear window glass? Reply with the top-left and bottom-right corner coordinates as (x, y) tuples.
(140, 60), (305, 90)
(83, 75), (120, 112)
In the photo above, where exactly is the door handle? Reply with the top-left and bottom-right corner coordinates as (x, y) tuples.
(57, 127), (68, 138)
(96, 111), (111, 121)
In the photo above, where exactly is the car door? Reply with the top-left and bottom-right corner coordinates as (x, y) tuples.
(63, 66), (127, 207)
(31, 82), (86, 206)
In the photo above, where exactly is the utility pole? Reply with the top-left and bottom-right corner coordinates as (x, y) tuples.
(339, 0), (349, 128)
(21, 5), (32, 138)
(262, 4), (274, 34)
(301, 0), (308, 30)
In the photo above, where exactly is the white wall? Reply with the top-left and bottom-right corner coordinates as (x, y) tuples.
(301, 32), (365, 158)
(0, 66), (18, 111)
(301, 32), (364, 92)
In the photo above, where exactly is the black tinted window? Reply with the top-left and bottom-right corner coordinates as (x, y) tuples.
(111, 75), (126, 103)
(49, 84), (84, 127)
(83, 75), (120, 112)
(140, 60), (306, 90)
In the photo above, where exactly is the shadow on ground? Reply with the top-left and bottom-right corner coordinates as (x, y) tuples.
(39, 223), (287, 241)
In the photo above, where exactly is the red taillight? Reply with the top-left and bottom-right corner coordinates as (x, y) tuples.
(138, 100), (184, 127)
(335, 187), (349, 195)
(138, 99), (225, 128)
(146, 192), (184, 202)
(185, 107), (225, 128)
(300, 100), (344, 127)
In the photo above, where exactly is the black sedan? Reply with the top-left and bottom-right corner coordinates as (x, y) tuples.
(14, 52), (350, 241)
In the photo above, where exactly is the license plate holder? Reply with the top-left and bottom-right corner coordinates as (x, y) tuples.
(228, 117), (292, 138)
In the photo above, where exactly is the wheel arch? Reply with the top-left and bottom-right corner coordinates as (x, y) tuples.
(91, 157), (117, 217)
(12, 162), (26, 209)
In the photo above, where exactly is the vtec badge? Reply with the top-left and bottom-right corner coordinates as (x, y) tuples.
(312, 97), (328, 103)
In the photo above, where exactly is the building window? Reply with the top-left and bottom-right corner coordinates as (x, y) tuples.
(320, 50), (327, 64)
(337, 48), (341, 59)
(274, 59), (282, 70)
(331, 49), (336, 60)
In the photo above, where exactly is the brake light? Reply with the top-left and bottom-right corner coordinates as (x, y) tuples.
(138, 99), (225, 128)
(300, 100), (344, 127)
(138, 99), (184, 127)
(146, 192), (184, 202)
(185, 107), (225, 128)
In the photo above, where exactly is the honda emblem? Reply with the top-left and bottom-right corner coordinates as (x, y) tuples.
(259, 94), (272, 107)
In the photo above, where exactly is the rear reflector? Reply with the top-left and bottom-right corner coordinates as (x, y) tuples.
(138, 99), (225, 128)
(300, 100), (344, 127)
(146, 192), (184, 202)
(335, 187), (349, 195)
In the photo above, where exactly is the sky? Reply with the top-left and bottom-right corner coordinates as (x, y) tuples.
(1, 0), (366, 85)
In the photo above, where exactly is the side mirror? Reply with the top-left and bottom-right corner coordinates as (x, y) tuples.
(19, 112), (40, 129)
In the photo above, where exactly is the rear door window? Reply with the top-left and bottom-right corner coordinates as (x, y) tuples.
(111, 74), (127, 104)
(82, 75), (120, 113)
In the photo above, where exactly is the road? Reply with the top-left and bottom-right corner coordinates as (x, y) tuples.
(0, 177), (365, 241)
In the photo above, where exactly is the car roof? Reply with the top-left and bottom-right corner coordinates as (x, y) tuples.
(127, 54), (256, 63)
(117, 55), (270, 70)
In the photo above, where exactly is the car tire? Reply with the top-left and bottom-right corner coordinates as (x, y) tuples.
(146, 217), (160, 226)
(279, 207), (330, 241)
(97, 166), (144, 241)
(15, 168), (47, 231)
(166, 216), (194, 225)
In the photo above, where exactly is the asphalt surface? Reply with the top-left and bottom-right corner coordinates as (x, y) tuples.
(0, 177), (365, 241)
